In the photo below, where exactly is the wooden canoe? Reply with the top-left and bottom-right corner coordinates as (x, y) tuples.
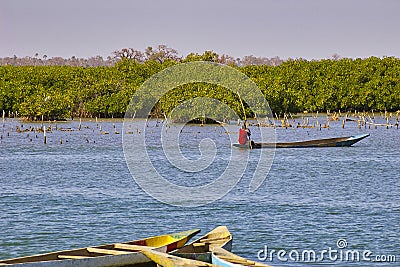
(233, 134), (369, 149)
(141, 249), (218, 267)
(0, 229), (200, 267)
(211, 247), (273, 267)
(171, 225), (233, 263)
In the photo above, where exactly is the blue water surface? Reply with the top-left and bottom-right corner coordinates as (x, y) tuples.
(0, 118), (398, 266)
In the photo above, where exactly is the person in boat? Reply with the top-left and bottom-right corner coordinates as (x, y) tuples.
(238, 121), (253, 147)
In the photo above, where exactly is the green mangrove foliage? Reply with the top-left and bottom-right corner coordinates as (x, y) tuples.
(0, 55), (399, 120)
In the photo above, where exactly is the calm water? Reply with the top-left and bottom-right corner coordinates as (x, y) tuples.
(0, 118), (398, 266)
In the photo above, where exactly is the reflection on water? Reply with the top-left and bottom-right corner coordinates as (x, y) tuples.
(0, 118), (399, 266)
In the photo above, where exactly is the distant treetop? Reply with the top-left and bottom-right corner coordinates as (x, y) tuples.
(0, 45), (284, 67)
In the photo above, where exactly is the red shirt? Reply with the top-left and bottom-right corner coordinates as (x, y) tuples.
(238, 128), (248, 145)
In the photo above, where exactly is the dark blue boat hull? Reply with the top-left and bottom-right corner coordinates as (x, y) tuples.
(233, 134), (370, 149)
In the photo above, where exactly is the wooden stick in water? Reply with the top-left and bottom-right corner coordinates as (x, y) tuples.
(43, 126), (47, 144)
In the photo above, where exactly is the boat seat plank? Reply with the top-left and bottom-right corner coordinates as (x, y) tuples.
(200, 237), (227, 243)
(217, 255), (253, 265)
(113, 243), (155, 251)
(87, 248), (132, 255)
(224, 258), (251, 265)
(58, 255), (91, 259)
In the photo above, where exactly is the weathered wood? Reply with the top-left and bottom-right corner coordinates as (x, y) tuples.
(217, 256), (250, 265)
(212, 247), (273, 267)
(200, 237), (228, 243)
(141, 249), (217, 267)
(0, 229), (200, 267)
(58, 255), (90, 259)
(172, 226), (232, 256)
(87, 248), (132, 255)
(113, 243), (155, 251)
(217, 254), (256, 265)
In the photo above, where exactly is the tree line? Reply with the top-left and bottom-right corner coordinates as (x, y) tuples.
(0, 51), (399, 121)
(0, 45), (283, 67)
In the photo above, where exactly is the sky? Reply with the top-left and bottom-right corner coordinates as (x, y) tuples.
(1, 0), (399, 60)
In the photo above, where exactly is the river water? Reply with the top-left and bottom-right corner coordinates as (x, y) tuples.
(0, 118), (398, 266)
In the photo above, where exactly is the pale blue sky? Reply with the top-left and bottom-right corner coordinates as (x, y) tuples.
(1, 0), (399, 60)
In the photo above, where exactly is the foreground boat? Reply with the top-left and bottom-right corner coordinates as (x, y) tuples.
(170, 227), (273, 267)
(171, 226), (233, 262)
(212, 247), (273, 267)
(233, 133), (369, 149)
(141, 249), (218, 267)
(0, 229), (200, 267)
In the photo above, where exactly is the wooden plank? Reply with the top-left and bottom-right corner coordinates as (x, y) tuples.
(217, 255), (250, 265)
(199, 237), (227, 243)
(141, 249), (216, 267)
(58, 255), (91, 259)
(113, 243), (155, 251)
(217, 254), (255, 264)
(212, 247), (274, 267)
(0, 228), (200, 266)
(87, 247), (132, 255)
